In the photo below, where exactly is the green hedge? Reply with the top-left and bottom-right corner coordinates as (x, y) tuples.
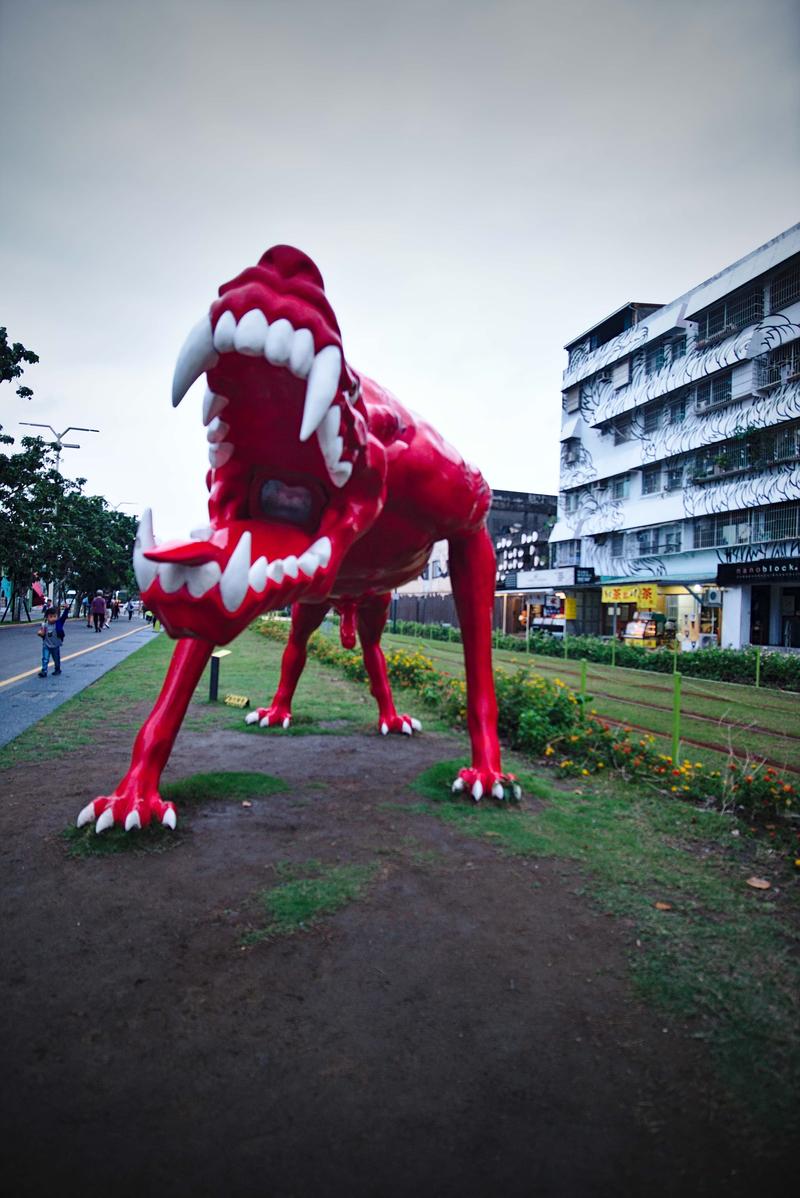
(391, 621), (800, 691)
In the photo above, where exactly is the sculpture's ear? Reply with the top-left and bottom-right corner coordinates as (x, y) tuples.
(257, 245), (326, 290)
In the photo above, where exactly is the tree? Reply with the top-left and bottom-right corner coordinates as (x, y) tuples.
(0, 434), (137, 616)
(0, 327), (39, 400)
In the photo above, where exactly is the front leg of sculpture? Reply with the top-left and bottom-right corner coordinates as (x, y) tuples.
(357, 593), (423, 736)
(246, 601), (330, 729)
(76, 638), (214, 831)
(448, 528), (519, 802)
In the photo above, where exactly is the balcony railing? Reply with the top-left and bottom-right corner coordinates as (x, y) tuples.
(691, 425), (800, 482)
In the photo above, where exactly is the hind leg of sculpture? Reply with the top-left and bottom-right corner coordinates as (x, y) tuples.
(357, 593), (423, 736)
(246, 600), (330, 730)
(448, 527), (520, 802)
(76, 637), (215, 831)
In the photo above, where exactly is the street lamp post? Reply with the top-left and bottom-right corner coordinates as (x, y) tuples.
(19, 423), (99, 471)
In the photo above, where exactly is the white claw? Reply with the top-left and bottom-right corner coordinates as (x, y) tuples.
(512, 784), (522, 801)
(492, 782), (505, 800)
(245, 711), (260, 725)
(259, 715), (271, 728)
(410, 718), (422, 732)
(95, 808), (115, 834)
(172, 315), (218, 407)
(451, 778), (465, 793)
(162, 807), (177, 830)
(380, 722), (389, 736)
(76, 802), (96, 828)
(471, 780), (483, 802)
(401, 720), (412, 736)
(282, 716), (290, 730)
(124, 810), (141, 832)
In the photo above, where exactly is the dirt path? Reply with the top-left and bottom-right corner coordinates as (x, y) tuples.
(0, 726), (788, 1197)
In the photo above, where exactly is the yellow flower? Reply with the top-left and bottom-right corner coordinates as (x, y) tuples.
(581, 769), (589, 776)
(544, 745), (554, 757)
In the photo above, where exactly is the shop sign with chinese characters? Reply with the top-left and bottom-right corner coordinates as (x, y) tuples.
(601, 583), (659, 605)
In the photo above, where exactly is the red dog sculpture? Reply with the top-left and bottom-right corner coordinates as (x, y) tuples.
(77, 246), (517, 833)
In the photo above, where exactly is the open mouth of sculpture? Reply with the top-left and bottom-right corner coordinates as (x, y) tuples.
(134, 246), (370, 639)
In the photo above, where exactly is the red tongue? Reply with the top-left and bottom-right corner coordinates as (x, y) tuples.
(144, 540), (221, 566)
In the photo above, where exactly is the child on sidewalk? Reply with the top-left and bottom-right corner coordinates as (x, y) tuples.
(37, 603), (69, 677)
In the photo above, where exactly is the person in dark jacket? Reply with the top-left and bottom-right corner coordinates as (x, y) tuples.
(90, 591), (106, 632)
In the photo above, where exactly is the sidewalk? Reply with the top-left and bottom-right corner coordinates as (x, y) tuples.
(0, 622), (156, 749)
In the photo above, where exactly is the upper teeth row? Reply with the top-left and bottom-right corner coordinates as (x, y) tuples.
(133, 512), (332, 613)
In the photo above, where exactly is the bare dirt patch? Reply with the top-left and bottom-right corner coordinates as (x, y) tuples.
(1, 725), (790, 1197)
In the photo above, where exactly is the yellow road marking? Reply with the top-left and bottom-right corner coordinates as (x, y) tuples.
(0, 626), (150, 689)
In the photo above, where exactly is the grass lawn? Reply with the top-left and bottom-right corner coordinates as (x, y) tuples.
(3, 621), (799, 1135)
(379, 632), (800, 774)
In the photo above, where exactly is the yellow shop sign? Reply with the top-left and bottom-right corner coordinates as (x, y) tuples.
(601, 583), (661, 607)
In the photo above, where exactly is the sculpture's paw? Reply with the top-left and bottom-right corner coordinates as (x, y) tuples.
(76, 790), (177, 834)
(379, 714), (423, 737)
(451, 768), (521, 804)
(245, 705), (292, 731)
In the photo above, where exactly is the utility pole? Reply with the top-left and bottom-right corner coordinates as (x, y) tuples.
(19, 422), (99, 471)
(18, 423), (100, 609)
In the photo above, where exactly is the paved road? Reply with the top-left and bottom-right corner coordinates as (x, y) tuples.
(0, 616), (157, 748)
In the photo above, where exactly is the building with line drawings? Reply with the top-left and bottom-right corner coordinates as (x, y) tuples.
(548, 224), (800, 649)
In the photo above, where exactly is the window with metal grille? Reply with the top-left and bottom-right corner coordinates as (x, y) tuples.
(642, 465), (661, 495)
(695, 370), (732, 411)
(610, 532), (624, 556)
(555, 540), (581, 566)
(563, 437), (580, 463)
(669, 399), (687, 424)
(643, 405), (661, 434)
(613, 418), (631, 445)
(670, 334), (687, 361)
(662, 525), (682, 553)
(645, 343), (666, 375)
(694, 502), (800, 548)
(665, 463), (683, 489)
(634, 529), (658, 556)
(769, 257), (800, 312)
(756, 341), (800, 389)
(611, 474), (630, 499)
(692, 286), (764, 344)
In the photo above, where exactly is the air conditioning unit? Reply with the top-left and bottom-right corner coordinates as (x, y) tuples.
(598, 372), (612, 383)
(704, 587), (722, 607)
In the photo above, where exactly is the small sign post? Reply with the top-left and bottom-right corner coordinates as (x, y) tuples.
(209, 648), (231, 702)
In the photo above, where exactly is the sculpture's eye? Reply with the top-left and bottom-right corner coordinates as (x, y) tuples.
(258, 479), (314, 527)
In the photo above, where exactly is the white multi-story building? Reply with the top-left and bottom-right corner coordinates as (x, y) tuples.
(549, 224), (800, 649)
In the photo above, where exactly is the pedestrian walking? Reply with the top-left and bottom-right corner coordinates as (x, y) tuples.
(37, 602), (69, 677)
(126, 599), (134, 620)
(90, 591), (106, 632)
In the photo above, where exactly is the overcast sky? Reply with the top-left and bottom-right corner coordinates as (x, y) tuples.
(1, 0), (798, 540)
